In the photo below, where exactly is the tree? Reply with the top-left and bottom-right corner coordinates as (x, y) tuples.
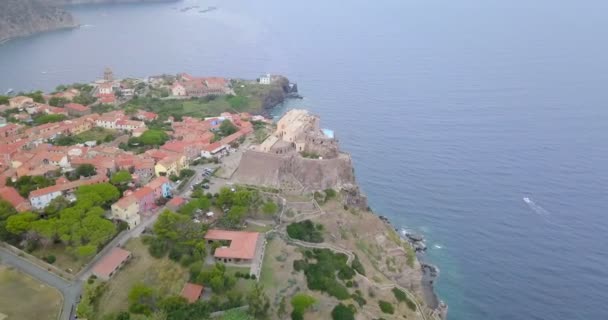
(111, 170), (132, 185)
(24, 91), (45, 103)
(6, 212), (38, 235)
(224, 206), (247, 227)
(75, 164), (97, 177)
(178, 198), (210, 216)
(331, 303), (355, 320)
(218, 120), (237, 137)
(291, 294), (316, 320)
(138, 129), (169, 146)
(8, 175), (55, 197)
(34, 114), (67, 125)
(247, 283), (270, 318)
(76, 183), (120, 206)
(128, 283), (157, 315)
(262, 201), (278, 215)
(0, 200), (17, 219)
(49, 97), (69, 107)
(378, 301), (394, 314)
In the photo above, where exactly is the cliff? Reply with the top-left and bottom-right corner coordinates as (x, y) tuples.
(0, 0), (178, 43)
(0, 0), (77, 43)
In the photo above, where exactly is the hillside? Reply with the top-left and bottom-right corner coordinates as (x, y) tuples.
(0, 0), (77, 42)
(46, 0), (177, 5)
(0, 0), (178, 42)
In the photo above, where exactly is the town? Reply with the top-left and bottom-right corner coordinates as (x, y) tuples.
(0, 70), (440, 320)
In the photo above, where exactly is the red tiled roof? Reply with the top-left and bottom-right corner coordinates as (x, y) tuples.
(204, 230), (260, 260)
(0, 186), (30, 212)
(29, 175), (108, 199)
(132, 186), (153, 200)
(167, 196), (185, 208)
(146, 176), (169, 190)
(181, 283), (203, 303)
(91, 247), (131, 278)
(65, 103), (89, 112)
(98, 94), (116, 104)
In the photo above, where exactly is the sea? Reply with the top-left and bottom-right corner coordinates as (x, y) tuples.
(1, 0), (607, 319)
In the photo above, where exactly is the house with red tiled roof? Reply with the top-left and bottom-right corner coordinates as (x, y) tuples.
(132, 186), (155, 214)
(145, 176), (172, 199)
(110, 194), (140, 229)
(204, 230), (265, 272)
(0, 186), (31, 212)
(161, 140), (199, 162)
(154, 154), (186, 178)
(98, 94), (116, 104)
(201, 142), (226, 159)
(91, 247), (131, 280)
(166, 196), (185, 211)
(181, 283), (204, 303)
(136, 110), (158, 122)
(65, 103), (91, 116)
(115, 119), (145, 132)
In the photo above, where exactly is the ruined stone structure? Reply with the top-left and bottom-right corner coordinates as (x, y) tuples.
(259, 109), (339, 159)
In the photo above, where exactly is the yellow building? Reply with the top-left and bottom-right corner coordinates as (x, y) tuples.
(110, 195), (141, 229)
(154, 154), (186, 177)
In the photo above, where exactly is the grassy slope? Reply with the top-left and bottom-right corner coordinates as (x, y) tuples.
(0, 265), (63, 320)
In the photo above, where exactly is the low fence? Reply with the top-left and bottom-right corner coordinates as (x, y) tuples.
(0, 242), (75, 281)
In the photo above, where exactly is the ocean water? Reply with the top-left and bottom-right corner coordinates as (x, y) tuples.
(1, 0), (608, 319)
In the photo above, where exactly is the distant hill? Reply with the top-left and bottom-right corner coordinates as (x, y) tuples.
(47, 0), (177, 4)
(0, 0), (77, 42)
(0, 0), (177, 43)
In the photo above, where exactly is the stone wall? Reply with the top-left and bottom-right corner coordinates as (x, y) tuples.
(233, 150), (356, 191)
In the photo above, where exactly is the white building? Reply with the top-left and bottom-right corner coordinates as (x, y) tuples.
(98, 83), (113, 95)
(29, 190), (62, 209)
(259, 74), (272, 85)
(171, 82), (186, 96)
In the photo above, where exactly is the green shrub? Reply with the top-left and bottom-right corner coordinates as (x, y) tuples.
(44, 255), (56, 264)
(392, 287), (417, 311)
(293, 249), (351, 300)
(378, 301), (394, 314)
(291, 294), (316, 320)
(351, 255), (366, 275)
(331, 303), (356, 320)
(287, 220), (324, 243)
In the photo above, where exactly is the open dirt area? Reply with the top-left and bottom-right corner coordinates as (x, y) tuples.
(0, 265), (63, 320)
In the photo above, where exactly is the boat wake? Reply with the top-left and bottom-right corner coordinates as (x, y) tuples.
(523, 197), (550, 216)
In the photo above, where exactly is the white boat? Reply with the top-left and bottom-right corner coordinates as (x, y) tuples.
(523, 197), (531, 204)
(5, 88), (13, 95)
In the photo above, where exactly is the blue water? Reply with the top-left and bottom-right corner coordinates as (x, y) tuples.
(2, 0), (608, 319)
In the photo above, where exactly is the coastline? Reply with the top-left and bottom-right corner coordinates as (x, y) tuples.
(271, 96), (447, 319)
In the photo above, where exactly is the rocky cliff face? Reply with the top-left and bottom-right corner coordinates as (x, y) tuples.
(0, 0), (177, 42)
(0, 0), (77, 42)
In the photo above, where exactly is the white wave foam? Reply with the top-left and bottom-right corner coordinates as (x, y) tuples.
(523, 197), (550, 216)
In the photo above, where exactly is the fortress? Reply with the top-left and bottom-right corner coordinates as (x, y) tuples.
(233, 110), (366, 207)
(257, 109), (339, 159)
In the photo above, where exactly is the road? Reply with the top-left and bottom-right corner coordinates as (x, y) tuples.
(0, 247), (82, 320)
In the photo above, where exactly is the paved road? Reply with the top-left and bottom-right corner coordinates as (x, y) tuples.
(0, 248), (82, 320)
